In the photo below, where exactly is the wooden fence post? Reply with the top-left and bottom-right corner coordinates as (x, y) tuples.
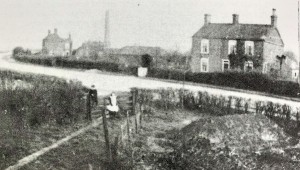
(132, 89), (139, 134)
(111, 135), (119, 163)
(135, 113), (138, 134)
(297, 111), (300, 128)
(139, 103), (143, 129)
(132, 89), (137, 115)
(86, 94), (92, 121)
(126, 111), (131, 143)
(102, 108), (112, 162)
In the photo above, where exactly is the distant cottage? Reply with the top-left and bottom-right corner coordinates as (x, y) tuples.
(190, 9), (284, 73)
(42, 28), (73, 56)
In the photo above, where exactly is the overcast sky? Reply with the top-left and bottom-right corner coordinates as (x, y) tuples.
(0, 0), (298, 56)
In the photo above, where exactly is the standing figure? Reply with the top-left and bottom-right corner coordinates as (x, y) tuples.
(106, 93), (119, 117)
(89, 85), (98, 108)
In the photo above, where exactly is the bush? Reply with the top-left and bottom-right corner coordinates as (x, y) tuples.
(0, 70), (86, 126)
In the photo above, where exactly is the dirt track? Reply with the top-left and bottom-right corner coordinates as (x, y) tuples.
(0, 53), (299, 111)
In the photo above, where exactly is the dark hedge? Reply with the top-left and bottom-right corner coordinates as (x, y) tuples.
(148, 68), (300, 98)
(14, 55), (300, 98)
(14, 55), (137, 75)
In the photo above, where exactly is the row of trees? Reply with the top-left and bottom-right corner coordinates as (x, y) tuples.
(12, 47), (31, 57)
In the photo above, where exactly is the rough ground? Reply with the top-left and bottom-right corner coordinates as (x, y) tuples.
(134, 112), (300, 169)
(124, 108), (205, 169)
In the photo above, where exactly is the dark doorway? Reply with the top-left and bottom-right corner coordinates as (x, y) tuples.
(141, 54), (153, 68)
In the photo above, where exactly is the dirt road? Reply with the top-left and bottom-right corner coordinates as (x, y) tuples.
(0, 53), (299, 110)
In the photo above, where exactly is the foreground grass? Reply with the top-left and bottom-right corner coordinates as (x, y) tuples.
(1, 119), (93, 170)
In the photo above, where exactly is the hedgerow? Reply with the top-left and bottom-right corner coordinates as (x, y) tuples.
(148, 68), (300, 98)
(14, 55), (300, 98)
(0, 70), (86, 126)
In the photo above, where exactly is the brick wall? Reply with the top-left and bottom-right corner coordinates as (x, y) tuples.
(263, 42), (284, 64)
(191, 38), (224, 72)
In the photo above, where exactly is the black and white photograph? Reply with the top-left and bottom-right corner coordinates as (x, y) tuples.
(1, 0), (300, 169)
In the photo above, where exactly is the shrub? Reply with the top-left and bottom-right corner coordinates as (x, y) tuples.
(0, 70), (86, 126)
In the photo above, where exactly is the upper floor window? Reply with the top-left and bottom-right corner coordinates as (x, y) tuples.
(245, 41), (254, 55)
(201, 39), (209, 54)
(228, 40), (237, 54)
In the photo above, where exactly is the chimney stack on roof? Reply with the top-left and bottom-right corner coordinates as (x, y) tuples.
(204, 14), (211, 25)
(54, 28), (58, 35)
(48, 30), (51, 35)
(271, 8), (277, 28)
(232, 14), (239, 25)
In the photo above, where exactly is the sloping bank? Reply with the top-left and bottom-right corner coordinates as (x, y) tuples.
(153, 114), (300, 169)
(132, 87), (300, 169)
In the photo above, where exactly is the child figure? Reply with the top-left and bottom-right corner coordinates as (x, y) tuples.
(106, 93), (119, 116)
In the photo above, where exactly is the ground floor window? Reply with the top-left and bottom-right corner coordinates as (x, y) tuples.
(262, 62), (269, 74)
(222, 59), (230, 71)
(244, 61), (253, 72)
(200, 58), (209, 72)
(292, 70), (299, 81)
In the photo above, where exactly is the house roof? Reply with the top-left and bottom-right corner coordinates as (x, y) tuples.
(117, 46), (167, 56)
(43, 33), (70, 43)
(193, 23), (284, 46)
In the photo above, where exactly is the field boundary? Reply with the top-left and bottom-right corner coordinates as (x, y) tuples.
(139, 76), (300, 102)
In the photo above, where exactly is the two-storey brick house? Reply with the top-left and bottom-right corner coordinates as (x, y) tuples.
(190, 9), (284, 73)
(42, 28), (73, 56)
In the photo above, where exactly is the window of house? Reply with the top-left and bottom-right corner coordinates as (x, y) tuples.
(222, 59), (230, 71)
(262, 62), (269, 74)
(201, 39), (209, 54)
(201, 58), (209, 72)
(228, 40), (237, 54)
(245, 41), (254, 55)
(49, 50), (54, 56)
(65, 43), (70, 50)
(244, 61), (253, 72)
(292, 70), (298, 80)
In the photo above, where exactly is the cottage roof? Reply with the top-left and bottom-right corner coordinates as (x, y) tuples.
(193, 23), (284, 46)
(43, 33), (70, 43)
(118, 46), (167, 56)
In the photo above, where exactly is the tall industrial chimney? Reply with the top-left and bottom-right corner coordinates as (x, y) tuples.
(104, 10), (110, 49)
